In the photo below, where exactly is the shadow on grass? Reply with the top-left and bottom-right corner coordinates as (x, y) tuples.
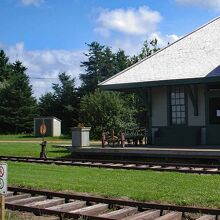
(48, 150), (69, 154)
(52, 145), (71, 148)
(18, 134), (72, 139)
(18, 135), (35, 138)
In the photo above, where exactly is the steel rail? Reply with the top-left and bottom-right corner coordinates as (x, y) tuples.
(1, 155), (220, 174)
(1, 155), (219, 167)
(6, 186), (220, 219)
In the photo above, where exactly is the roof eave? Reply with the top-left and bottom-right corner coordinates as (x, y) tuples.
(99, 76), (220, 91)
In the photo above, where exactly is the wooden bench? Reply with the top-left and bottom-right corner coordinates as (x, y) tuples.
(124, 128), (147, 146)
(101, 130), (125, 148)
(101, 128), (147, 148)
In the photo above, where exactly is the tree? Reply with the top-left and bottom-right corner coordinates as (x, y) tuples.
(0, 50), (11, 82)
(0, 54), (38, 133)
(79, 39), (160, 95)
(129, 38), (160, 65)
(39, 72), (79, 134)
(114, 49), (130, 73)
(80, 90), (137, 139)
(79, 42), (130, 95)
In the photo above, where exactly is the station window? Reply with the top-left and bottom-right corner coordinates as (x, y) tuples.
(170, 86), (186, 125)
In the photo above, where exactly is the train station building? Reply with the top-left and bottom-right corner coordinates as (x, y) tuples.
(99, 17), (220, 146)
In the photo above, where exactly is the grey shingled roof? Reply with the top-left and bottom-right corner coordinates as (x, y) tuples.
(99, 17), (220, 88)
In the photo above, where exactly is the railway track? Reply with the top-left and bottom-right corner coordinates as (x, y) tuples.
(6, 186), (220, 220)
(1, 156), (220, 175)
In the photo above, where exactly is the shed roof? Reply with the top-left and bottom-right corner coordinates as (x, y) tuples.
(99, 17), (220, 90)
(34, 117), (61, 122)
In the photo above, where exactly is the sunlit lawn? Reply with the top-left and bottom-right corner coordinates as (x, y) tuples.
(1, 135), (219, 209)
(0, 142), (71, 158)
(7, 161), (220, 208)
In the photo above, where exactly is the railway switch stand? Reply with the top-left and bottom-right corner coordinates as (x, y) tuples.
(40, 141), (47, 159)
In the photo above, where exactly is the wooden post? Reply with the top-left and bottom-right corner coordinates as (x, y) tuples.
(0, 195), (5, 220)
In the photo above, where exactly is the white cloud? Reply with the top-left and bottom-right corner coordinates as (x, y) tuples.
(1, 42), (84, 98)
(21, 0), (44, 7)
(95, 6), (162, 36)
(176, 0), (220, 11)
(148, 32), (180, 47)
(94, 6), (180, 56)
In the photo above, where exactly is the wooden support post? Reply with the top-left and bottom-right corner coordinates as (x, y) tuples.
(0, 195), (5, 220)
(112, 130), (115, 147)
(147, 87), (152, 145)
(187, 85), (198, 116)
(120, 133), (125, 148)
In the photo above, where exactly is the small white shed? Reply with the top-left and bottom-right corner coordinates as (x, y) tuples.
(34, 117), (61, 137)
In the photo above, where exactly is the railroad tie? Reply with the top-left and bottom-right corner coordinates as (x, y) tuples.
(5, 191), (14, 197)
(154, 211), (182, 220)
(7, 195), (46, 205)
(178, 167), (190, 171)
(69, 203), (109, 215)
(81, 162), (93, 165)
(196, 215), (216, 220)
(122, 164), (136, 168)
(46, 200), (86, 212)
(206, 169), (218, 172)
(91, 162), (103, 166)
(151, 166), (162, 169)
(121, 209), (161, 220)
(136, 165), (150, 168)
(98, 207), (138, 219)
(108, 163), (124, 167)
(28, 198), (65, 208)
(27, 159), (39, 162)
(72, 162), (84, 165)
(103, 163), (115, 166)
(162, 166), (176, 170)
(192, 168), (204, 171)
(60, 161), (72, 164)
(5, 194), (31, 202)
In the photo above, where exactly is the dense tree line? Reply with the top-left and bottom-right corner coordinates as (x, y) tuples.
(0, 39), (159, 137)
(0, 50), (38, 133)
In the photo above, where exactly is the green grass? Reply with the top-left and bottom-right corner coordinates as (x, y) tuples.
(1, 135), (219, 208)
(7, 162), (220, 208)
(0, 134), (100, 146)
(0, 142), (71, 158)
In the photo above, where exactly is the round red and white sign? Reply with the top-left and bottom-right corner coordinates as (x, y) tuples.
(0, 166), (4, 177)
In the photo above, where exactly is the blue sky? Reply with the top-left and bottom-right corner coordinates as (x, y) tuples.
(0, 0), (219, 97)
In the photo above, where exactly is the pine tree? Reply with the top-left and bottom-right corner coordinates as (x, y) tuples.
(0, 50), (11, 82)
(79, 42), (130, 94)
(0, 53), (38, 133)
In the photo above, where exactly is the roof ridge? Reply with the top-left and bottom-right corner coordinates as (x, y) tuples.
(99, 16), (220, 86)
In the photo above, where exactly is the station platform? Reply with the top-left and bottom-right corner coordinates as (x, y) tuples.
(69, 146), (220, 160)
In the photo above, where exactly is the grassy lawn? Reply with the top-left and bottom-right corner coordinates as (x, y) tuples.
(1, 135), (219, 209)
(7, 161), (220, 208)
(0, 142), (71, 158)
